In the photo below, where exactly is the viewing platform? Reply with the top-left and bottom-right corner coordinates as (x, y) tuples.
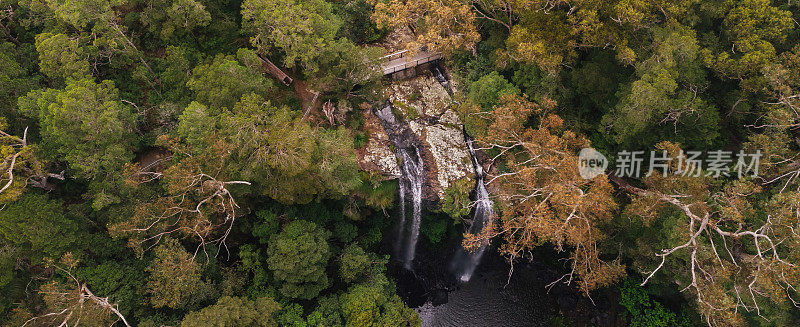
(380, 50), (442, 75)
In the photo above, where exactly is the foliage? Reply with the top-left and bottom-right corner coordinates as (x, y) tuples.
(440, 177), (473, 219)
(702, 0), (794, 90)
(619, 278), (690, 327)
(0, 192), (77, 262)
(266, 220), (331, 299)
(34, 33), (90, 81)
(0, 42), (38, 119)
(242, 0), (342, 70)
(467, 71), (519, 111)
(180, 296), (280, 327)
(339, 244), (385, 283)
(370, 0), (479, 56)
(306, 295), (343, 327)
(601, 25), (720, 150)
(420, 215), (447, 245)
(334, 0), (385, 44)
(3, 0), (800, 325)
(17, 79), (136, 179)
(145, 238), (214, 309)
(140, 0), (212, 41)
(470, 94), (624, 295)
(339, 274), (420, 327)
(76, 259), (147, 318)
(355, 177), (397, 210)
(187, 53), (274, 110)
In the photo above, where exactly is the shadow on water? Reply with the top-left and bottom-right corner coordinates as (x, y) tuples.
(387, 243), (623, 327)
(391, 249), (557, 327)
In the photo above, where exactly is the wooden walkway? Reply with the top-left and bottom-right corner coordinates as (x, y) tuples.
(257, 54), (293, 86)
(380, 50), (442, 75)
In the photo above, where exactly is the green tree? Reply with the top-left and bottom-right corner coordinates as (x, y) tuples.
(0, 42), (38, 116)
(45, 0), (125, 30)
(187, 53), (274, 111)
(307, 38), (383, 94)
(157, 45), (200, 104)
(140, 0), (211, 40)
(242, 0), (342, 70)
(277, 303), (309, 326)
(313, 127), (363, 198)
(145, 238), (213, 309)
(0, 192), (77, 262)
(214, 94), (361, 204)
(76, 259), (147, 319)
(17, 79), (136, 179)
(266, 220), (330, 299)
(338, 244), (372, 284)
(175, 101), (216, 148)
(307, 295), (343, 327)
(601, 25), (720, 149)
(440, 177), (473, 219)
(467, 71), (520, 111)
(701, 0), (794, 90)
(339, 274), (420, 327)
(619, 278), (690, 327)
(238, 244), (272, 298)
(334, 0), (385, 44)
(180, 296), (280, 327)
(34, 33), (90, 81)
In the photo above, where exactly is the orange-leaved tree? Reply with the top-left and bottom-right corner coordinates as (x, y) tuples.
(465, 93), (623, 295)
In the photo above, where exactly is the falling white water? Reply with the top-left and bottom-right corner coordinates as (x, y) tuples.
(374, 102), (425, 270)
(451, 137), (495, 282)
(396, 172), (407, 257)
(399, 148), (424, 269)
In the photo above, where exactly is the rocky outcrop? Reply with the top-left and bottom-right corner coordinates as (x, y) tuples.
(408, 121), (472, 194)
(357, 73), (473, 202)
(359, 110), (402, 178)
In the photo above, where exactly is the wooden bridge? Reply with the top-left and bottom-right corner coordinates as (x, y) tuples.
(257, 49), (441, 87)
(379, 50), (442, 75)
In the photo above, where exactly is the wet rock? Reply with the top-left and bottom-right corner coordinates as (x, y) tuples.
(387, 75), (452, 117)
(359, 73), (474, 203)
(409, 120), (473, 196)
(358, 110), (402, 178)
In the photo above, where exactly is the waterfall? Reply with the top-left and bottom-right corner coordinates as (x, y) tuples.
(431, 64), (453, 95)
(375, 102), (425, 270)
(399, 148), (424, 269)
(451, 136), (495, 282)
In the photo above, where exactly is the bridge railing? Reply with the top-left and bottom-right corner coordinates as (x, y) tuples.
(378, 50), (409, 62)
(381, 52), (442, 75)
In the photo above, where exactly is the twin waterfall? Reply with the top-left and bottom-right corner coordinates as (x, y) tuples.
(375, 102), (494, 281)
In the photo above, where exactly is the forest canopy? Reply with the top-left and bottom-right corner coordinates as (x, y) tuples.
(1, 0), (799, 326)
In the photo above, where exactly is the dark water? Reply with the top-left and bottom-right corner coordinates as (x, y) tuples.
(390, 248), (563, 327)
(415, 254), (556, 327)
(388, 244), (622, 327)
